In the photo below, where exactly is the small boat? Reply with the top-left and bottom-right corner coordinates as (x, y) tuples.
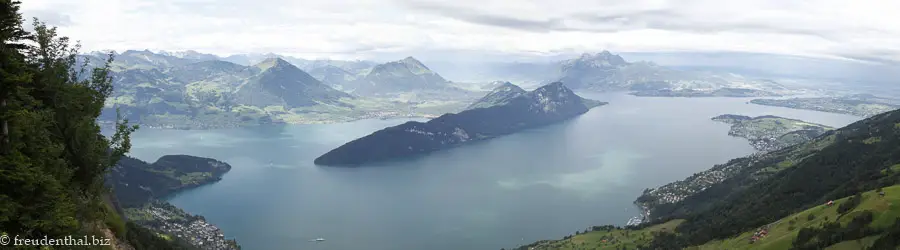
(309, 238), (325, 242)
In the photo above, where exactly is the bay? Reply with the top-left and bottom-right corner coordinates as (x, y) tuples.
(123, 93), (861, 250)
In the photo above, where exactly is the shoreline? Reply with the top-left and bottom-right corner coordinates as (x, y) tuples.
(99, 113), (438, 131)
(127, 200), (241, 250)
(115, 156), (239, 249)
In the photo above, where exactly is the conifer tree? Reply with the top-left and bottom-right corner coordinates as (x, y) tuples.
(0, 0), (137, 239)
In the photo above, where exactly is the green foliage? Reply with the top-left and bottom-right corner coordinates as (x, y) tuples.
(646, 109), (900, 247)
(124, 222), (197, 250)
(0, 1), (138, 244)
(103, 201), (127, 237)
(837, 193), (863, 214)
(790, 211), (874, 250)
(867, 218), (900, 249)
(514, 220), (684, 250)
(110, 155), (232, 207)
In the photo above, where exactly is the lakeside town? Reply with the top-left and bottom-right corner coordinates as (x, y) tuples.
(632, 154), (758, 221)
(127, 201), (240, 250)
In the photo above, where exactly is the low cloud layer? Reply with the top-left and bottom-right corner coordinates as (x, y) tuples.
(19, 0), (900, 63)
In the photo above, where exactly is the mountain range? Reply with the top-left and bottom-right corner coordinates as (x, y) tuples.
(84, 49), (797, 129)
(95, 55), (357, 128)
(89, 50), (458, 96)
(552, 51), (791, 96)
(85, 50), (479, 128)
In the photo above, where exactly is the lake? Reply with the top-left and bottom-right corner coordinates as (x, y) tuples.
(124, 93), (861, 250)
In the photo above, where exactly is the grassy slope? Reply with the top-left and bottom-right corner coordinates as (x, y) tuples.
(690, 185), (900, 250)
(523, 185), (900, 250)
(823, 236), (880, 250)
(742, 116), (832, 132)
(523, 220), (685, 250)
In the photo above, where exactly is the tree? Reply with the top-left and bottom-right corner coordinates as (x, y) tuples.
(0, 0), (137, 240)
(0, 0), (31, 150)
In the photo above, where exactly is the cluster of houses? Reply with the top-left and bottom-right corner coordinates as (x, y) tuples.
(140, 203), (240, 250)
(749, 228), (769, 243)
(359, 111), (403, 119)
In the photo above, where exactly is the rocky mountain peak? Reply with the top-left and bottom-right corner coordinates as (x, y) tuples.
(401, 56), (425, 66)
(397, 56), (432, 74)
(527, 82), (585, 113)
(121, 49), (151, 56)
(535, 81), (569, 92)
(574, 51), (628, 67)
(492, 81), (524, 92)
(255, 57), (293, 71)
(466, 82), (526, 110)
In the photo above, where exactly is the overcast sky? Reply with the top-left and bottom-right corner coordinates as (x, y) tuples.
(19, 0), (900, 62)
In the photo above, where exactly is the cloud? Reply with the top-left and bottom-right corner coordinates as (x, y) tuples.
(401, 0), (568, 33)
(16, 0), (900, 63)
(401, 0), (888, 41)
(832, 48), (900, 66)
(22, 9), (72, 27)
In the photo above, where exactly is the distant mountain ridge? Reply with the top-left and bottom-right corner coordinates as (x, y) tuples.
(306, 65), (357, 91)
(556, 51), (629, 89)
(314, 82), (606, 166)
(81, 50), (488, 129)
(553, 51), (790, 96)
(353, 56), (456, 95)
(466, 82), (526, 110)
(92, 52), (356, 129)
(87, 50), (467, 96)
(84, 49), (796, 130)
(82, 50), (378, 75)
(234, 58), (351, 107)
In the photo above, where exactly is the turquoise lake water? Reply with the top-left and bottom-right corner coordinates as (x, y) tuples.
(124, 93), (861, 250)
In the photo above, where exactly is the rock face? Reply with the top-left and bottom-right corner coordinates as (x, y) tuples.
(314, 82), (606, 166)
(556, 51), (631, 90)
